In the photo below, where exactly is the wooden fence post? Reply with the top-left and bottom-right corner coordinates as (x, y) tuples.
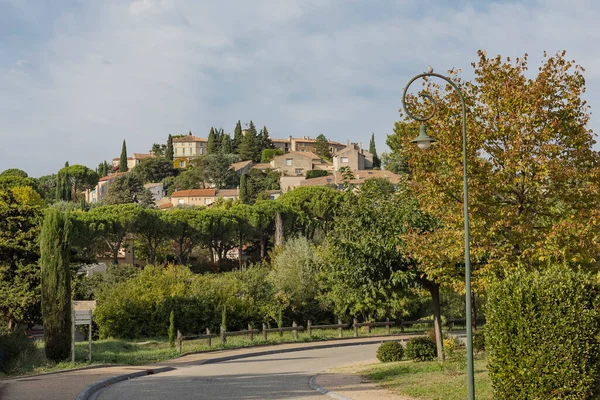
(400, 320), (405, 333)
(307, 320), (312, 337)
(220, 325), (226, 345)
(206, 328), (212, 347)
(263, 323), (268, 341)
(338, 319), (343, 338)
(176, 330), (182, 354)
(366, 322), (371, 335)
(88, 309), (92, 363)
(248, 324), (254, 341)
(292, 322), (298, 340)
(353, 318), (358, 338)
(386, 318), (390, 335)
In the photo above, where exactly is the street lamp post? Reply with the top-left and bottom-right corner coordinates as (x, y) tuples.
(401, 71), (475, 400)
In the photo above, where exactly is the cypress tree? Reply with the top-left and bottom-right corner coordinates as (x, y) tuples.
(40, 209), (72, 362)
(314, 134), (332, 160)
(259, 126), (273, 150)
(221, 133), (232, 154)
(369, 133), (381, 168)
(233, 121), (243, 153)
(119, 140), (128, 172)
(207, 128), (217, 154)
(239, 174), (249, 204)
(238, 121), (261, 162)
(166, 135), (174, 161)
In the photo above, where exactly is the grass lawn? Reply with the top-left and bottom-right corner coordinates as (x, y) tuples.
(360, 351), (493, 400)
(2, 325), (430, 378)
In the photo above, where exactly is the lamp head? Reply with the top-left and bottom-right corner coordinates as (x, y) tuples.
(411, 123), (436, 150)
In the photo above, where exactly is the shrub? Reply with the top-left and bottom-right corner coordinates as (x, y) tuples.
(486, 267), (600, 399)
(0, 328), (36, 373)
(377, 341), (404, 363)
(306, 170), (328, 180)
(472, 331), (485, 353)
(261, 149), (283, 163)
(443, 337), (457, 357)
(405, 336), (437, 361)
(168, 310), (176, 348)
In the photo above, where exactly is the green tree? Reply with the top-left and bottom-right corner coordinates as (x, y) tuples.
(131, 158), (178, 184)
(150, 143), (166, 157)
(261, 148), (283, 163)
(201, 153), (239, 189)
(233, 120), (243, 154)
(221, 133), (232, 154)
(40, 208), (72, 362)
(172, 166), (205, 192)
(207, 128), (218, 154)
(163, 209), (205, 265)
(166, 134), (174, 161)
(133, 208), (169, 264)
(369, 133), (381, 168)
(87, 204), (141, 264)
(57, 164), (99, 202)
(196, 208), (238, 266)
(314, 134), (332, 160)
(0, 191), (42, 330)
(259, 126), (273, 151)
(238, 121), (261, 162)
(119, 140), (128, 172)
(36, 174), (58, 203)
(239, 174), (250, 204)
(103, 173), (154, 207)
(0, 168), (28, 178)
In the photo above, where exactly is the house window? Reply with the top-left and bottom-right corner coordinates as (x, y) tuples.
(200, 147), (203, 155)
(205, 198), (212, 205)
(295, 168), (303, 175)
(178, 199), (184, 204)
(285, 159), (293, 166)
(179, 161), (186, 168)
(341, 157), (349, 163)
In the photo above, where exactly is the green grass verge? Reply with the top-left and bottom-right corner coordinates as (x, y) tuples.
(2, 326), (428, 378)
(361, 351), (493, 400)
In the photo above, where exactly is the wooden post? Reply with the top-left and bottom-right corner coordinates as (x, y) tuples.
(71, 309), (75, 363)
(88, 309), (93, 362)
(176, 330), (182, 354)
(292, 322), (298, 340)
(338, 319), (343, 338)
(366, 322), (371, 335)
(220, 325), (226, 345)
(400, 320), (405, 333)
(263, 323), (268, 341)
(386, 318), (390, 335)
(307, 320), (312, 337)
(206, 328), (212, 347)
(353, 318), (358, 338)
(248, 324), (254, 341)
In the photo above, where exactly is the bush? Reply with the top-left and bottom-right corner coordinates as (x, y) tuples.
(405, 336), (437, 361)
(472, 331), (485, 353)
(486, 267), (600, 399)
(0, 328), (36, 373)
(376, 341), (404, 362)
(261, 149), (283, 163)
(306, 170), (328, 180)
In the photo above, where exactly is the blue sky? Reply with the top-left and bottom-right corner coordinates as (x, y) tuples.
(1, 0), (599, 177)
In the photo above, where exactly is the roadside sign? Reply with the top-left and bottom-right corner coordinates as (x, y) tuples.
(72, 307), (93, 363)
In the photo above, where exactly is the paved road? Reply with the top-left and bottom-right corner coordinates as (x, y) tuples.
(94, 343), (381, 400)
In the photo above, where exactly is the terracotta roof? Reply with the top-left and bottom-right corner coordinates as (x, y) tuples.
(173, 135), (207, 143)
(267, 189), (282, 194)
(293, 137), (344, 146)
(99, 172), (128, 182)
(275, 151), (321, 160)
(230, 160), (253, 172)
(171, 189), (217, 198)
(132, 153), (154, 159)
(300, 170), (403, 187)
(271, 138), (290, 143)
(159, 202), (173, 209)
(217, 189), (239, 197)
(252, 163), (272, 170)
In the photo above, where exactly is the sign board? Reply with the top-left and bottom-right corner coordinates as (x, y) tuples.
(72, 307), (93, 363)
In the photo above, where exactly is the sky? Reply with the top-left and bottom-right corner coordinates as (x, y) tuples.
(1, 0), (600, 177)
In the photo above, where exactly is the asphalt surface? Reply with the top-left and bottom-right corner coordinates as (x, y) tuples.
(94, 343), (381, 400)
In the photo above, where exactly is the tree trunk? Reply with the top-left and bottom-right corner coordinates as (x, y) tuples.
(274, 213), (284, 247)
(111, 239), (122, 265)
(260, 233), (267, 259)
(239, 232), (243, 269)
(426, 281), (445, 362)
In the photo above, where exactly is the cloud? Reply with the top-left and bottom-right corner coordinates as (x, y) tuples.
(0, 0), (599, 176)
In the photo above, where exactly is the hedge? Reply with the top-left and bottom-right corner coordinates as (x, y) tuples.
(486, 267), (600, 399)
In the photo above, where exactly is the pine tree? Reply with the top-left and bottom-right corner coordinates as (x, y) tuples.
(238, 121), (261, 162)
(207, 128), (218, 154)
(233, 120), (243, 154)
(221, 133), (232, 154)
(314, 134), (332, 160)
(239, 173), (249, 204)
(369, 133), (381, 168)
(119, 140), (128, 172)
(40, 209), (72, 362)
(166, 134), (174, 161)
(215, 128), (224, 153)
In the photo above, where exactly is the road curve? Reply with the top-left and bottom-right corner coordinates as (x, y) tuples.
(95, 343), (381, 400)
